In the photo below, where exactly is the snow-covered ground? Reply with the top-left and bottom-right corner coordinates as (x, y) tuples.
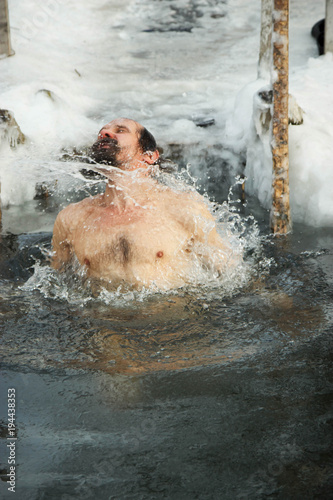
(0, 0), (332, 227)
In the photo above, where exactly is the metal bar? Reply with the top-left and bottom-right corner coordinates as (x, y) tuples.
(325, 0), (333, 53)
(0, 0), (14, 58)
(258, 0), (273, 79)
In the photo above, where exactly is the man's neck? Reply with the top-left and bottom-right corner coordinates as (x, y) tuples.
(102, 168), (154, 210)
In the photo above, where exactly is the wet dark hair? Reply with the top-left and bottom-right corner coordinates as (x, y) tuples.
(138, 126), (158, 154)
(137, 124), (176, 171)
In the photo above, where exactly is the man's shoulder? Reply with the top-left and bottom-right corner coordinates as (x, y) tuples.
(162, 186), (211, 214)
(55, 195), (100, 227)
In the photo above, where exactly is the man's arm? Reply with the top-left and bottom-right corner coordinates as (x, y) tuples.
(51, 212), (73, 270)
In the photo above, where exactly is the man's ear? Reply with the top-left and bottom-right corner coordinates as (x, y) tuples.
(142, 150), (159, 165)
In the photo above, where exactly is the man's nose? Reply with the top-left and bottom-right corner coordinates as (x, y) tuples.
(98, 128), (116, 140)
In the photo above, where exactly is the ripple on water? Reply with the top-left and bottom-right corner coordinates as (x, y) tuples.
(1, 236), (329, 377)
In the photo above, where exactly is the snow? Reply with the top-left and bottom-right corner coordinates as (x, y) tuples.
(0, 0), (332, 228)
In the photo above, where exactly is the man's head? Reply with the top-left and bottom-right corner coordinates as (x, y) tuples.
(90, 118), (159, 171)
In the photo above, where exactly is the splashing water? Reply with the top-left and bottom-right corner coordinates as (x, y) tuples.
(20, 163), (264, 306)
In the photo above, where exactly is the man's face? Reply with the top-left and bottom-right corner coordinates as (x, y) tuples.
(90, 118), (142, 170)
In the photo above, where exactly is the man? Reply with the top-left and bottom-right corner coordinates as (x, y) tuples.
(52, 118), (238, 290)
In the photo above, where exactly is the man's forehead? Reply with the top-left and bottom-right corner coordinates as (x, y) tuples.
(102, 118), (141, 133)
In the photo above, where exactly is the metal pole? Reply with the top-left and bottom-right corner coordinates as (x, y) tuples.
(325, 0), (333, 53)
(0, 0), (14, 58)
(270, 0), (291, 235)
(258, 0), (273, 79)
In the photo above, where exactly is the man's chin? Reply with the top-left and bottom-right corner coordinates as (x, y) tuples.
(90, 140), (121, 165)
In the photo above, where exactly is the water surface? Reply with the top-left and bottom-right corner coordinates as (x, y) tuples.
(0, 192), (332, 499)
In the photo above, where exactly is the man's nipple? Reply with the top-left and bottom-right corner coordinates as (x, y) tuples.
(156, 251), (164, 258)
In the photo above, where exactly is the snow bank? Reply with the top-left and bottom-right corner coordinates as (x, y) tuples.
(0, 0), (331, 227)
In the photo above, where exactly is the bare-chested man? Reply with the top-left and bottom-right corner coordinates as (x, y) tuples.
(52, 118), (237, 290)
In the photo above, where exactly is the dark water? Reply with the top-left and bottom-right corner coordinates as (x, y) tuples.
(0, 193), (333, 499)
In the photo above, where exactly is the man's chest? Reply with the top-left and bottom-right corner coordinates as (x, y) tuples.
(69, 207), (188, 269)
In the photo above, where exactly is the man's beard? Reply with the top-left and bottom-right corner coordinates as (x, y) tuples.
(90, 138), (122, 167)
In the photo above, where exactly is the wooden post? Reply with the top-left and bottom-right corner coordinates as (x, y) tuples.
(325, 0), (333, 53)
(270, 0), (291, 235)
(0, 0), (14, 58)
(258, 0), (273, 79)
